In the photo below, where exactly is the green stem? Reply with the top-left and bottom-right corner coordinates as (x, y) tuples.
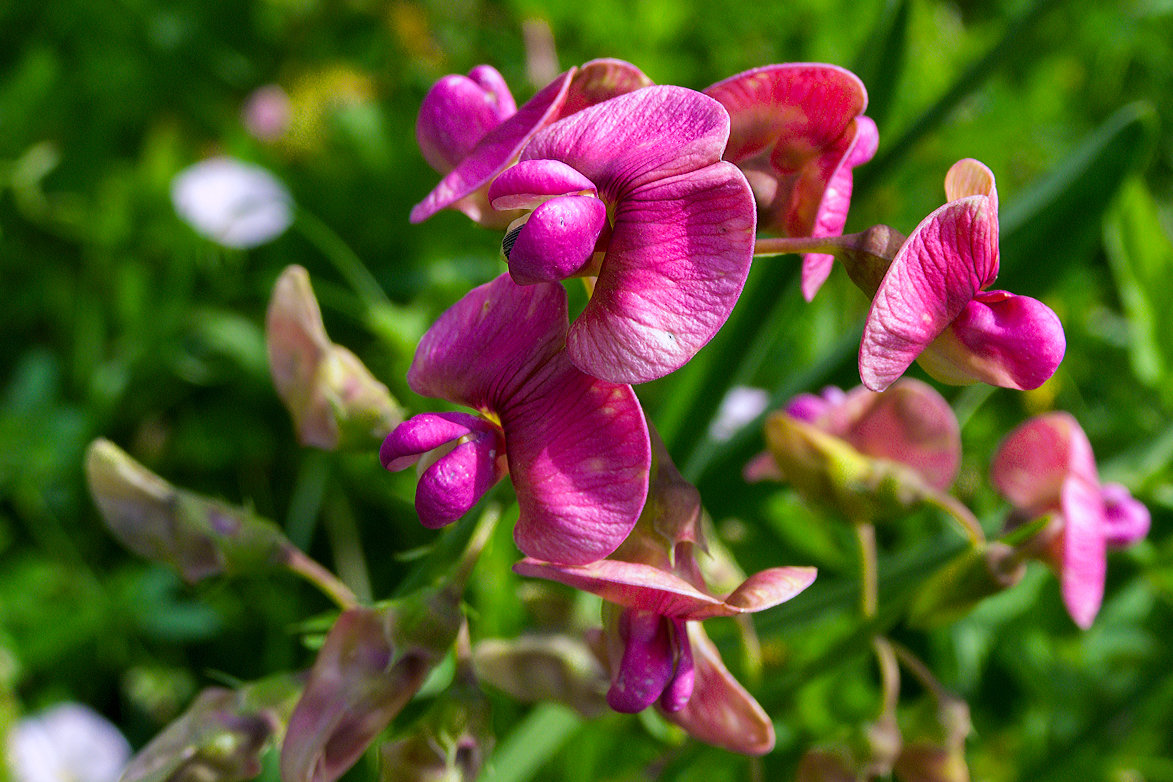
(925, 491), (986, 547)
(890, 639), (949, 702)
(856, 521), (879, 619)
(872, 636), (901, 716)
(294, 208), (389, 313)
(753, 235), (844, 257)
(283, 545), (359, 610)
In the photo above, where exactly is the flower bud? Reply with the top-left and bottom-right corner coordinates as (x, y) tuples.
(85, 439), (290, 583)
(267, 265), (402, 451)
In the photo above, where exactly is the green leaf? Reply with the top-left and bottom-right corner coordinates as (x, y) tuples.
(1102, 176), (1173, 392)
(851, 0), (910, 129)
(479, 703), (581, 782)
(999, 102), (1158, 297)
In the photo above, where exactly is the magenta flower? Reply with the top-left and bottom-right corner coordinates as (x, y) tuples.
(411, 60), (651, 227)
(704, 63), (878, 301)
(380, 273), (650, 566)
(487, 85), (757, 384)
(991, 412), (1149, 628)
(859, 159), (1066, 392)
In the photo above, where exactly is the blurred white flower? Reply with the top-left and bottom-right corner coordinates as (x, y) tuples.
(171, 157), (293, 249)
(6, 702), (131, 782)
(708, 385), (771, 442)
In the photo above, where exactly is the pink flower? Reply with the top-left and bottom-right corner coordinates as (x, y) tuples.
(411, 60), (651, 227)
(380, 273), (650, 566)
(859, 159), (1066, 392)
(704, 63), (878, 301)
(991, 412), (1149, 628)
(487, 85), (757, 384)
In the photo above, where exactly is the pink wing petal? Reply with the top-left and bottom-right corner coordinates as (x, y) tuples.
(414, 429), (507, 529)
(503, 352), (650, 565)
(918, 290), (1066, 390)
(659, 623), (775, 756)
(1059, 474), (1108, 629)
(488, 159), (598, 210)
(606, 610), (676, 713)
(416, 67), (517, 174)
(991, 412), (1097, 513)
(724, 566), (818, 612)
(407, 274), (568, 411)
(513, 557), (728, 618)
(567, 162), (756, 383)
(505, 195), (608, 284)
(379, 412), (496, 471)
(1101, 483), (1150, 548)
(859, 195), (999, 391)
(410, 69), (574, 224)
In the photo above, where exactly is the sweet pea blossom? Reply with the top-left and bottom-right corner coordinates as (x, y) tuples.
(991, 412), (1149, 628)
(704, 63), (878, 300)
(412, 60), (651, 227)
(488, 85), (757, 384)
(859, 159), (1066, 392)
(380, 273), (650, 565)
(516, 434), (815, 754)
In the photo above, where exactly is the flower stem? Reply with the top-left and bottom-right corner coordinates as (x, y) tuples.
(925, 492), (987, 547)
(856, 521), (879, 619)
(872, 636), (901, 716)
(294, 208), (389, 313)
(753, 235), (844, 257)
(282, 545), (359, 610)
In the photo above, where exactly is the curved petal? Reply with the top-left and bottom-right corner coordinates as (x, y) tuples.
(785, 386), (847, 423)
(859, 195), (999, 391)
(1101, 483), (1150, 547)
(514, 557), (727, 618)
(503, 351), (650, 564)
(724, 566), (818, 612)
(991, 412), (1097, 513)
(379, 412), (496, 471)
(945, 157), (998, 213)
(606, 610), (676, 713)
(567, 162), (756, 383)
(918, 290), (1066, 390)
(416, 67), (516, 174)
(659, 618), (695, 713)
(522, 85), (733, 197)
(1059, 474), (1107, 629)
(802, 115), (879, 301)
(504, 195), (608, 284)
(659, 623), (774, 755)
(407, 274), (568, 410)
(558, 58), (654, 118)
(414, 428), (508, 529)
(488, 159), (597, 210)
(410, 69), (574, 224)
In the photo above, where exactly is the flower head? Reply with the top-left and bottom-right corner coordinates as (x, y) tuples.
(487, 85), (757, 383)
(991, 412), (1149, 628)
(380, 273), (650, 565)
(705, 63), (877, 300)
(859, 159), (1066, 392)
(411, 60), (651, 227)
(515, 434), (814, 754)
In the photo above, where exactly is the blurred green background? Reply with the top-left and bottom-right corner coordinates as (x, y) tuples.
(3, 0), (1173, 779)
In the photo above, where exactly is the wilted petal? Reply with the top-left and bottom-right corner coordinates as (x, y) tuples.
(416, 66), (516, 174)
(1101, 483), (1150, 547)
(917, 290), (1066, 390)
(171, 157), (293, 249)
(411, 69), (574, 225)
(860, 196), (999, 391)
(660, 624), (774, 755)
(503, 352), (650, 564)
(724, 566), (818, 612)
(607, 610), (677, 713)
(1059, 474), (1108, 629)
(504, 195), (608, 284)
(407, 274), (568, 410)
(282, 607), (429, 782)
(944, 157), (998, 211)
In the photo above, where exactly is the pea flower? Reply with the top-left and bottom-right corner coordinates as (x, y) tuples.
(487, 85), (757, 383)
(171, 157), (293, 249)
(411, 60), (651, 227)
(380, 273), (650, 565)
(704, 63), (878, 300)
(991, 412), (1149, 628)
(859, 159), (1066, 392)
(516, 434), (815, 754)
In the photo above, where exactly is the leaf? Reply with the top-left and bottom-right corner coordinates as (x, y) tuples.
(851, 0), (910, 130)
(1102, 176), (1173, 391)
(999, 102), (1158, 296)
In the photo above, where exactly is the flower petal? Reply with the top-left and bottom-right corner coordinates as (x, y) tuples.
(606, 610), (676, 713)
(1101, 483), (1150, 548)
(991, 412), (1098, 514)
(724, 566), (817, 612)
(558, 58), (653, 117)
(503, 351), (650, 564)
(658, 618), (696, 713)
(1059, 474), (1108, 629)
(513, 557), (728, 617)
(567, 162), (756, 383)
(416, 66), (517, 174)
(410, 69), (574, 225)
(917, 290), (1066, 390)
(505, 195), (608, 284)
(488, 159), (598, 210)
(859, 195), (999, 391)
(407, 274), (568, 411)
(379, 412), (497, 471)
(659, 623), (774, 755)
(944, 157), (998, 212)
(414, 428), (507, 529)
